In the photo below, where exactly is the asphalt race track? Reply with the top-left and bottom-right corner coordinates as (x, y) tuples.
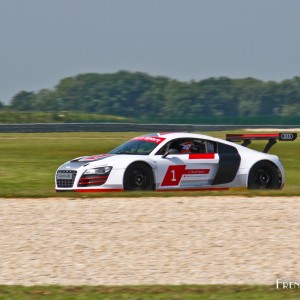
(1, 196), (300, 286)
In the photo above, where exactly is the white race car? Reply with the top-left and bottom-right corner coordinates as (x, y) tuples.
(55, 132), (296, 192)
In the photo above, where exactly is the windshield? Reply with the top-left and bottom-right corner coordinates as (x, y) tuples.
(109, 139), (159, 155)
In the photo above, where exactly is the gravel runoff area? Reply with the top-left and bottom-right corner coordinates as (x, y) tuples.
(1, 196), (300, 286)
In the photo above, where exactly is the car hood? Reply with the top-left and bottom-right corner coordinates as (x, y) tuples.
(71, 154), (116, 162)
(58, 153), (154, 171)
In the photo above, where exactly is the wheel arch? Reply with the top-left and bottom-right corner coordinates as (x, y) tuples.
(126, 160), (154, 170)
(246, 159), (282, 189)
(123, 160), (156, 190)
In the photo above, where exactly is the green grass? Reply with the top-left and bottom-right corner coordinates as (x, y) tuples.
(1, 132), (299, 297)
(1, 285), (300, 300)
(0, 111), (133, 123)
(0, 131), (299, 197)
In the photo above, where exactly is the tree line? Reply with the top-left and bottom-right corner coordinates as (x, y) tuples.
(1, 71), (300, 121)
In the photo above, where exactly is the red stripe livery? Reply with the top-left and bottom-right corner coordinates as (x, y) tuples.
(189, 153), (215, 159)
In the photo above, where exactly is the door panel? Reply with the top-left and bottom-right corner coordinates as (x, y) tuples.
(155, 153), (219, 189)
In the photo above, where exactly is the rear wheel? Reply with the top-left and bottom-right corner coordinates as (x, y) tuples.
(123, 163), (154, 191)
(248, 161), (281, 189)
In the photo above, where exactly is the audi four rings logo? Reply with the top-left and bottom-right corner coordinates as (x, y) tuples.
(281, 133), (293, 139)
(279, 133), (297, 141)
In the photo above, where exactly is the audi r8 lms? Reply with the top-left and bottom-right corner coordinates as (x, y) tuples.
(55, 132), (296, 192)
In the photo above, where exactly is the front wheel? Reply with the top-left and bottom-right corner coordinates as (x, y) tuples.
(248, 161), (281, 189)
(123, 163), (154, 191)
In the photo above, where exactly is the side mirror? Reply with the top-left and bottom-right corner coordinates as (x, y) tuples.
(162, 148), (179, 158)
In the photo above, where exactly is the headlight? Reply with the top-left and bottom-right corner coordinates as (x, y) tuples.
(83, 166), (112, 175)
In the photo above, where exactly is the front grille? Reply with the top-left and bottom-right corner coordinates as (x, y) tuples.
(56, 170), (77, 188)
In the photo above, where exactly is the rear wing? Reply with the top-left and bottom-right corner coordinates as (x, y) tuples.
(226, 133), (297, 153)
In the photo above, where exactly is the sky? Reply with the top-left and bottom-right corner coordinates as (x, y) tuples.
(1, 0), (300, 104)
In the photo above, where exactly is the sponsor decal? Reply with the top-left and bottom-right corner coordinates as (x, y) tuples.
(81, 154), (112, 161)
(56, 173), (73, 180)
(161, 165), (210, 186)
(132, 136), (166, 144)
(279, 133), (297, 141)
(227, 132), (297, 141)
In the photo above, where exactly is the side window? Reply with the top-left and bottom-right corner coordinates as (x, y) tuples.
(187, 139), (216, 154)
(155, 139), (188, 155)
(155, 144), (169, 155)
(191, 140), (206, 153)
(155, 138), (216, 155)
(206, 141), (216, 153)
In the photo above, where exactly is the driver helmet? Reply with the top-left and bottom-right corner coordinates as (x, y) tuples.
(180, 141), (193, 153)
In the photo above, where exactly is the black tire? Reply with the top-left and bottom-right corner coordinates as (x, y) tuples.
(248, 161), (281, 189)
(123, 163), (154, 191)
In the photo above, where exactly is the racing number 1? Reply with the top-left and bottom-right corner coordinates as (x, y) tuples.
(171, 170), (176, 182)
(161, 165), (186, 186)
